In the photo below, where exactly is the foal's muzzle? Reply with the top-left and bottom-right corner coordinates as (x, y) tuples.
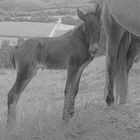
(89, 43), (99, 55)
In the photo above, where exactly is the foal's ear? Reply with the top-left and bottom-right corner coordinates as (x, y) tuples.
(95, 3), (102, 20)
(77, 9), (86, 21)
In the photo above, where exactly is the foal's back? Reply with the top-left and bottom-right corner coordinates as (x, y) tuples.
(13, 25), (90, 70)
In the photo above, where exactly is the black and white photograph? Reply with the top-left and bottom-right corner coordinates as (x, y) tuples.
(0, 0), (140, 139)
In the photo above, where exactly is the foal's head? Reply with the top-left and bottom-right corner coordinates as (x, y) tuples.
(77, 4), (102, 54)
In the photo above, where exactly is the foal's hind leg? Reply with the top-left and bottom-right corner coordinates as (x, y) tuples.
(62, 57), (93, 123)
(7, 64), (37, 127)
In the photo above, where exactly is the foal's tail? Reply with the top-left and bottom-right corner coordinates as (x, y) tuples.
(10, 45), (18, 69)
(115, 32), (130, 103)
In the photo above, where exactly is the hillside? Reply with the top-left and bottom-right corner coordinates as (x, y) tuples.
(0, 0), (98, 23)
(0, 0), (96, 12)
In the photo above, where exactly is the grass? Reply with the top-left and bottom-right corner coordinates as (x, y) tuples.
(0, 22), (56, 37)
(0, 57), (105, 140)
(0, 57), (140, 139)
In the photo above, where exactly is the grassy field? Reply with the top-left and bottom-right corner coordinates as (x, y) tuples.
(0, 56), (140, 139)
(0, 22), (56, 37)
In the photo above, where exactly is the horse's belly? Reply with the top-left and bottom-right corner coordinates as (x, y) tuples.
(106, 0), (140, 36)
(47, 63), (66, 69)
(42, 56), (66, 70)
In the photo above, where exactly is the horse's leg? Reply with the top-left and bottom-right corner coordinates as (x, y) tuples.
(102, 3), (125, 106)
(127, 41), (140, 73)
(104, 31), (126, 106)
(115, 31), (131, 103)
(7, 64), (37, 128)
(62, 56), (93, 123)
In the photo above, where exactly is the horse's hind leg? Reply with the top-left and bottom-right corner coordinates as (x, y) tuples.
(114, 32), (131, 104)
(127, 40), (140, 73)
(7, 64), (37, 128)
(102, 3), (126, 106)
(62, 57), (93, 123)
(104, 30), (126, 106)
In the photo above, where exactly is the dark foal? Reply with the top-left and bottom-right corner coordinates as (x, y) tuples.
(7, 4), (101, 128)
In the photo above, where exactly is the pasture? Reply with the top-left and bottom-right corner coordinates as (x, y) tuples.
(0, 56), (140, 140)
(0, 22), (56, 38)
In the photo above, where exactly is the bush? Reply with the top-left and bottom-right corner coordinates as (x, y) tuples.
(11, 17), (31, 22)
(0, 16), (4, 21)
(13, 11), (32, 17)
(30, 14), (57, 23)
(1, 13), (12, 21)
(61, 15), (82, 25)
(0, 40), (13, 68)
(0, 0), (45, 12)
(46, 9), (76, 16)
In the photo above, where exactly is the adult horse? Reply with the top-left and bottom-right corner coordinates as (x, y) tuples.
(102, 0), (140, 105)
(7, 5), (101, 127)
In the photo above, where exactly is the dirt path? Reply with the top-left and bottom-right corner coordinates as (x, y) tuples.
(0, 56), (140, 140)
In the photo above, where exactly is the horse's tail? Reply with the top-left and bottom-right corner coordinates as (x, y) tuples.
(115, 31), (130, 103)
(10, 46), (18, 69)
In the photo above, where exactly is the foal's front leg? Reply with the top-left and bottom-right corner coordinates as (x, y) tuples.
(62, 62), (78, 123)
(62, 56), (93, 123)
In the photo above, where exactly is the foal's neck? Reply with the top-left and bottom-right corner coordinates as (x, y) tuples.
(73, 24), (89, 47)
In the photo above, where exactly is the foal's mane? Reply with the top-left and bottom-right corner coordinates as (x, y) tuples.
(73, 23), (84, 32)
(63, 23), (85, 37)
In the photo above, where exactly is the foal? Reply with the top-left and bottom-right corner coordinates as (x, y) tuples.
(7, 5), (101, 126)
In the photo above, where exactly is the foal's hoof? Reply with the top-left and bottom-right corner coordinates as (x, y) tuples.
(7, 121), (16, 132)
(106, 95), (114, 107)
(61, 119), (69, 126)
(62, 111), (74, 125)
(7, 115), (16, 132)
